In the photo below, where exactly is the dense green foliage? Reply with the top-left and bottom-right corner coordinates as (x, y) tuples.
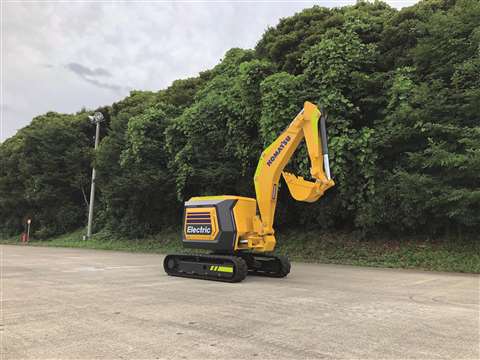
(1, 0), (479, 240)
(0, 112), (92, 238)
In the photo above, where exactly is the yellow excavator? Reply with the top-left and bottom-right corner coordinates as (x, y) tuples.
(164, 101), (335, 282)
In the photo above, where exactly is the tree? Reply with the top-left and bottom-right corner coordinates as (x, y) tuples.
(0, 112), (91, 237)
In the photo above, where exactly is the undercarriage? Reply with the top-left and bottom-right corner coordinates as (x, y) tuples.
(163, 253), (291, 283)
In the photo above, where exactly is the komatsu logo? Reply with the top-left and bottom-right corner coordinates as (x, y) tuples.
(267, 135), (291, 166)
(186, 225), (212, 234)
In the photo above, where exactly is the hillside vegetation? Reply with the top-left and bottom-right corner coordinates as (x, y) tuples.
(1, 0), (479, 244)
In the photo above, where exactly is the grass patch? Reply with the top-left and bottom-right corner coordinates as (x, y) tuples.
(276, 230), (480, 273)
(2, 228), (478, 273)
(0, 228), (185, 253)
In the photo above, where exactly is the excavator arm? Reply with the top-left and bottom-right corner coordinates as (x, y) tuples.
(252, 102), (335, 248)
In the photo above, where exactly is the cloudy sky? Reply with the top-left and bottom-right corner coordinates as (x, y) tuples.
(1, 0), (419, 142)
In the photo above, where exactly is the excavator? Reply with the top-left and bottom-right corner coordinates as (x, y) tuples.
(164, 101), (335, 282)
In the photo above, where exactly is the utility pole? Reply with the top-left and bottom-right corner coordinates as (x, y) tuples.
(86, 112), (104, 239)
(26, 218), (31, 242)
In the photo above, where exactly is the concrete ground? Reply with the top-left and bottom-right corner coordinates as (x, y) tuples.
(1, 245), (478, 359)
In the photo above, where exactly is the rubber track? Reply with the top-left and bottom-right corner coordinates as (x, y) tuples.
(164, 254), (248, 283)
(243, 254), (291, 278)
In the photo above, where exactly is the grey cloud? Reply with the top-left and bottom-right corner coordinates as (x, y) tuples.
(65, 62), (128, 93)
(84, 78), (125, 92)
(65, 62), (112, 77)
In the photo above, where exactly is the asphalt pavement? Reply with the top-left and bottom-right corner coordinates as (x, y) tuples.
(1, 245), (478, 359)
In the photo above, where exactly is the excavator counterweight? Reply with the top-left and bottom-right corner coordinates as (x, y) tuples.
(164, 102), (335, 282)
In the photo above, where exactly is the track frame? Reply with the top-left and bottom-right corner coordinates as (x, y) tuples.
(164, 252), (290, 282)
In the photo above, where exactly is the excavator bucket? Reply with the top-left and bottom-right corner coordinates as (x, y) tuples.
(282, 172), (324, 203)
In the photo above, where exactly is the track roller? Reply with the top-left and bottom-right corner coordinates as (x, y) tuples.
(164, 254), (248, 283)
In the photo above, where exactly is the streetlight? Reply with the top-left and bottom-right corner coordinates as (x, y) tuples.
(86, 112), (104, 239)
(26, 218), (31, 242)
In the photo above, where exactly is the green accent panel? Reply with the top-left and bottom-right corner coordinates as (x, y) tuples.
(254, 141), (276, 181)
(217, 266), (233, 273)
